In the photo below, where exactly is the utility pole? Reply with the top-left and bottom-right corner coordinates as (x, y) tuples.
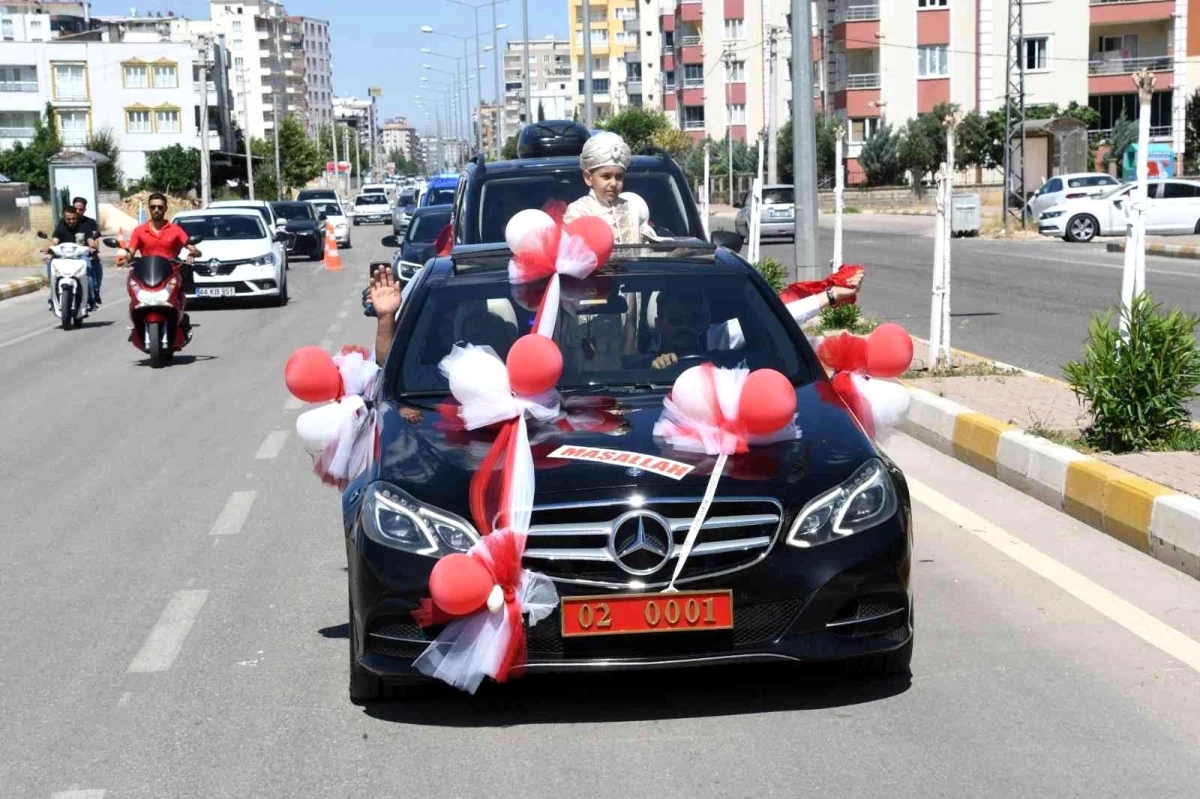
(272, 18), (283, 200)
(767, 26), (779, 186)
(582, 0), (594, 127)
(369, 87), (383, 181)
(331, 118), (339, 193)
(930, 112), (959, 369)
(1003, 0), (1026, 230)
(832, 122), (844, 271)
(241, 66), (255, 201)
(522, 0), (531, 125)
(790, 0), (819, 281)
(199, 36), (212, 208)
(353, 121), (362, 193)
(492, 1), (503, 155)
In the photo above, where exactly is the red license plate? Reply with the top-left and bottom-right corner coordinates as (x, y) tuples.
(560, 590), (733, 638)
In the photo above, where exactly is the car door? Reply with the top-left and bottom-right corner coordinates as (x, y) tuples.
(1029, 177), (1063, 217)
(1102, 185), (1133, 234)
(1152, 181), (1200, 233)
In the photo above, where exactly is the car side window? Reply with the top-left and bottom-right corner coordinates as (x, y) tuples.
(1042, 178), (1063, 194)
(1162, 182), (1200, 199)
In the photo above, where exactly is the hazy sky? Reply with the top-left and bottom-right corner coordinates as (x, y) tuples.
(91, 0), (571, 133)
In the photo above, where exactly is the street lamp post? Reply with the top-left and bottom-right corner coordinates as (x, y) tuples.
(422, 25), (481, 155)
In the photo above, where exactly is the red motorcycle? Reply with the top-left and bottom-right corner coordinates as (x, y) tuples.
(105, 237), (203, 367)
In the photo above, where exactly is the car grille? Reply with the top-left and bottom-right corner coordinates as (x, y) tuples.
(366, 617), (430, 659)
(193, 258), (255, 276)
(826, 594), (908, 639)
(524, 497), (783, 589)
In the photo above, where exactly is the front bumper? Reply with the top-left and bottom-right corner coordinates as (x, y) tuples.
(1037, 218), (1067, 237)
(187, 265), (281, 299)
(287, 231), (323, 256)
(347, 500), (913, 683)
(354, 214), (390, 224)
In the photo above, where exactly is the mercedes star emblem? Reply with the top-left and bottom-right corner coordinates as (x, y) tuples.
(611, 511), (672, 576)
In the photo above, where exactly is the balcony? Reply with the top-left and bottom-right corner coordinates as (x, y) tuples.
(678, 1), (703, 24)
(1089, 55), (1173, 93)
(625, 79), (642, 93)
(845, 3), (880, 20)
(623, 16), (640, 33)
(679, 34), (701, 46)
(845, 73), (881, 89)
(1088, 125), (1172, 143)
(1089, 0), (1174, 24)
(682, 76), (704, 87)
(0, 79), (38, 92)
(625, 48), (641, 62)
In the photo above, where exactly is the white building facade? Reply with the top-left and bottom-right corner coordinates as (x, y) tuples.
(504, 37), (575, 130)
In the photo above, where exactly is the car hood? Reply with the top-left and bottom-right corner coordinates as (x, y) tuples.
(399, 241), (436, 263)
(194, 239), (272, 261)
(373, 382), (878, 517)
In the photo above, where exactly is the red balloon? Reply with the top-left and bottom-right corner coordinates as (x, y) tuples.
(866, 323), (914, 378)
(564, 215), (615, 265)
(738, 369), (797, 435)
(506, 334), (563, 395)
(429, 553), (493, 616)
(285, 346), (342, 403)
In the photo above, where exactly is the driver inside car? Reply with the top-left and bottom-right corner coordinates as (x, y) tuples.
(644, 289), (744, 371)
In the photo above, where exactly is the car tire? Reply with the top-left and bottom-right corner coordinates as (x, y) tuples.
(1065, 214), (1098, 243)
(275, 273), (288, 307)
(1193, 218), (1200, 235)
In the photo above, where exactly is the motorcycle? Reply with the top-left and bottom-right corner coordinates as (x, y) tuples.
(37, 233), (92, 330)
(105, 236), (203, 367)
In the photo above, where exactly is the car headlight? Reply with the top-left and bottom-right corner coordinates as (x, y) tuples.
(785, 458), (898, 548)
(1040, 210), (1064, 220)
(362, 483), (479, 555)
(335, 222), (349, 231)
(249, 252), (278, 267)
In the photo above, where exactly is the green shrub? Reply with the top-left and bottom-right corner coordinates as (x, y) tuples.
(820, 301), (861, 332)
(753, 257), (787, 293)
(1063, 294), (1200, 452)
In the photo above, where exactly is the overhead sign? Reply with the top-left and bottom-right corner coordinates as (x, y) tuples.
(368, 86), (383, 98)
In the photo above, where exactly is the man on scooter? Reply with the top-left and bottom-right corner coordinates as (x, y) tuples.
(45, 205), (100, 309)
(123, 193), (201, 264)
(72, 197), (104, 309)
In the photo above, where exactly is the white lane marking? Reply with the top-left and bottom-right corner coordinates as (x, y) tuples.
(51, 791), (106, 799)
(0, 321), (61, 351)
(283, 395), (304, 411)
(211, 539), (220, 548)
(318, 338), (333, 351)
(117, 691), (132, 707)
(185, 578), (196, 588)
(966, 246), (1199, 278)
(208, 491), (257, 536)
(337, 309), (349, 319)
(254, 430), (290, 460)
(327, 322), (343, 334)
(126, 590), (209, 674)
(910, 478), (1200, 674)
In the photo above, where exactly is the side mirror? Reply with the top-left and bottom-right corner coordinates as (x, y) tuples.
(368, 260), (390, 277)
(274, 231), (291, 243)
(381, 234), (401, 248)
(275, 218), (288, 228)
(711, 230), (744, 253)
(318, 213), (328, 221)
(37, 231), (48, 240)
(102, 237), (119, 248)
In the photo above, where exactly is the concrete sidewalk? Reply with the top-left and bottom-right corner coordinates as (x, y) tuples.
(1105, 239), (1200, 260)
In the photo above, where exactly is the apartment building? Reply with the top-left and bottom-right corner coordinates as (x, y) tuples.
(821, 0), (1194, 176)
(297, 17), (333, 130)
(381, 117), (418, 161)
(208, 0), (290, 140)
(0, 0), (94, 42)
(418, 134), (468, 170)
(569, 0), (641, 118)
(477, 103), (502, 154)
(503, 37), (574, 130)
(333, 95), (374, 149)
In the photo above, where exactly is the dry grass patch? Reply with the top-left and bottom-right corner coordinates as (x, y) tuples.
(0, 232), (42, 267)
(979, 214), (1042, 241)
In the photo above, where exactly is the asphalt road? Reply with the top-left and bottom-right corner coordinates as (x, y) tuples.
(722, 214), (1200, 380)
(4, 229), (1200, 798)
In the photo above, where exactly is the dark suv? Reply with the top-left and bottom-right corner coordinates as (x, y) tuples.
(343, 243), (913, 703)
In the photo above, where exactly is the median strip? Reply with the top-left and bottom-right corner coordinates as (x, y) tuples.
(0, 274), (46, 302)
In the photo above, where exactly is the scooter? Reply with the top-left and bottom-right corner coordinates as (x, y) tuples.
(38, 233), (92, 330)
(105, 236), (203, 367)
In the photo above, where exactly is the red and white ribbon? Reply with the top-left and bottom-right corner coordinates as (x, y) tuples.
(509, 230), (601, 338)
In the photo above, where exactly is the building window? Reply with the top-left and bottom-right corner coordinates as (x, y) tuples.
(728, 60), (745, 82)
(664, 70), (676, 89)
(0, 110), (38, 138)
(123, 63), (149, 88)
(234, 56), (244, 69)
(156, 108), (181, 133)
(683, 105), (705, 129)
(152, 63), (178, 88)
(917, 45), (948, 77)
(727, 104), (746, 124)
(1022, 37), (1049, 71)
(849, 117), (880, 144)
(724, 19), (745, 40)
(683, 64), (704, 86)
(1, 19), (13, 41)
(0, 65), (37, 92)
(233, 38), (243, 49)
(1089, 91), (1172, 134)
(58, 109), (89, 146)
(232, 20), (242, 31)
(53, 63), (88, 100)
(578, 78), (610, 94)
(126, 109), (152, 133)
(918, 0), (947, 7)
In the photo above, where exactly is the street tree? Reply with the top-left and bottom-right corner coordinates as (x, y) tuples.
(145, 144), (201, 195)
(0, 103), (60, 193)
(898, 103), (955, 185)
(537, 101), (546, 122)
(501, 134), (518, 160)
(598, 107), (673, 152)
(647, 126), (692, 156)
(1186, 89), (1200, 171)
(87, 127), (124, 191)
(858, 122), (904, 187)
(1103, 112), (1137, 175)
(776, 115), (838, 184)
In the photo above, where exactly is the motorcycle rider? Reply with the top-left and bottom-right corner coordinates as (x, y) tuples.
(72, 197), (104, 309)
(44, 205), (100, 309)
(122, 193), (201, 264)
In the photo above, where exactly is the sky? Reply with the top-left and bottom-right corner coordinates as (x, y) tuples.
(90, 0), (571, 134)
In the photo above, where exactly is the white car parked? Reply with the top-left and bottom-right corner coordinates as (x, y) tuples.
(309, 198), (351, 247)
(174, 208), (289, 305)
(1037, 179), (1200, 243)
(1025, 172), (1120, 219)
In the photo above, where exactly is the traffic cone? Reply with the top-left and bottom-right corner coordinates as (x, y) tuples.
(323, 222), (342, 271)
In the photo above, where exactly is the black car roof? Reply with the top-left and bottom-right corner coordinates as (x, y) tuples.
(469, 154), (670, 175)
(427, 242), (748, 282)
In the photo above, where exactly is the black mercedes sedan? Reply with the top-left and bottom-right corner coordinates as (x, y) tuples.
(271, 201), (325, 260)
(342, 243), (913, 703)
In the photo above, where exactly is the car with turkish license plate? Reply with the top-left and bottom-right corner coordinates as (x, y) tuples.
(343, 243), (913, 703)
(1037, 178), (1200, 243)
(735, 185), (795, 239)
(207, 200), (291, 271)
(309, 199), (351, 247)
(173, 209), (288, 305)
(352, 193), (391, 225)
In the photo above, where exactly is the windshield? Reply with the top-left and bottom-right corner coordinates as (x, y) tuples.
(763, 188), (794, 205)
(474, 169), (690, 243)
(216, 205), (271, 227)
(406, 212), (452, 243)
(312, 201), (343, 218)
(393, 271), (811, 395)
(424, 187), (457, 206)
(273, 203), (314, 221)
(356, 195), (388, 206)
(298, 190), (336, 200)
(177, 215), (266, 241)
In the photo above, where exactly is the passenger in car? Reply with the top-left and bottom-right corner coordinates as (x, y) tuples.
(563, 131), (659, 245)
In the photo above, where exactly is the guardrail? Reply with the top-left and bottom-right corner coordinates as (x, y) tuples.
(1089, 55), (1172, 75)
(1088, 125), (1173, 142)
(845, 4), (881, 20)
(680, 35), (701, 46)
(683, 77), (704, 87)
(0, 80), (38, 92)
(845, 73), (881, 89)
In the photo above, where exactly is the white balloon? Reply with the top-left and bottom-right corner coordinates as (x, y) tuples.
(505, 209), (556, 254)
(620, 191), (650, 225)
(671, 365), (718, 425)
(445, 345), (511, 406)
(296, 402), (351, 453)
(853, 374), (911, 437)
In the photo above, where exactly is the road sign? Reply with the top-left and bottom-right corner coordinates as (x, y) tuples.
(368, 86), (383, 98)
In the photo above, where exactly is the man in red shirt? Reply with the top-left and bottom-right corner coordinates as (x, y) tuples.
(124, 193), (201, 263)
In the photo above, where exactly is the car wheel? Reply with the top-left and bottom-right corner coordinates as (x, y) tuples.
(1065, 214), (1098, 243)
(275, 273), (288, 306)
(1193, 218), (1200, 235)
(348, 599), (386, 705)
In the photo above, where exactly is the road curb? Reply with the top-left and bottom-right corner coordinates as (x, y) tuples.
(1105, 241), (1200, 260)
(0, 275), (46, 302)
(862, 209), (936, 217)
(899, 384), (1200, 581)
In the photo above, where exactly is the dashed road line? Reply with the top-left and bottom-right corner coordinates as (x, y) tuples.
(327, 322), (343, 335)
(337, 309), (349, 319)
(126, 590), (209, 674)
(318, 338), (333, 351)
(117, 691), (132, 707)
(254, 430), (290, 460)
(208, 491), (257, 537)
(910, 478), (1200, 674)
(51, 791), (106, 799)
